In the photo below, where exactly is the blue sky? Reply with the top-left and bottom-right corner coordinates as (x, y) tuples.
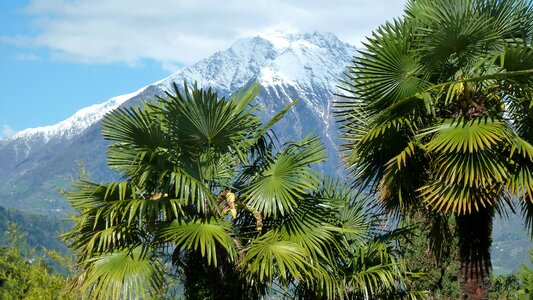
(0, 0), (406, 139)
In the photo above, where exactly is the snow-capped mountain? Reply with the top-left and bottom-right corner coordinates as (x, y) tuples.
(4, 89), (147, 163)
(0, 31), (356, 215)
(159, 31), (350, 94)
(10, 89), (144, 143)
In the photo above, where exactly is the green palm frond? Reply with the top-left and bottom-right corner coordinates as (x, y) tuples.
(289, 181), (422, 299)
(338, 0), (533, 216)
(499, 43), (533, 72)
(422, 118), (512, 153)
(336, 205), (373, 246)
(407, 0), (533, 72)
(361, 118), (416, 144)
(475, 0), (533, 39)
(336, 0), (533, 298)
(166, 167), (220, 213)
(346, 240), (419, 299)
(276, 194), (338, 263)
(253, 100), (298, 141)
(316, 180), (375, 243)
(379, 142), (427, 213)
(64, 180), (192, 262)
(415, 118), (514, 213)
(66, 79), (371, 299)
(161, 82), (261, 159)
(432, 151), (508, 188)
(243, 136), (326, 217)
(65, 180), (114, 212)
(419, 181), (501, 214)
(506, 93), (533, 141)
(508, 137), (533, 201)
(501, 44), (533, 142)
(421, 119), (511, 188)
(351, 19), (427, 111)
(240, 232), (315, 282)
(384, 141), (420, 174)
(77, 247), (164, 300)
(335, 104), (369, 145)
(508, 166), (533, 202)
(157, 218), (237, 266)
(344, 117), (416, 192)
(64, 181), (140, 257)
(102, 101), (170, 183)
(413, 1), (500, 66)
(520, 198), (533, 237)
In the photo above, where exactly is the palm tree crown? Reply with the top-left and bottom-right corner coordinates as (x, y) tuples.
(63, 82), (421, 299)
(336, 0), (533, 299)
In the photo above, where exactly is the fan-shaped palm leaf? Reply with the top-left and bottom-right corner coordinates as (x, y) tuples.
(63, 181), (144, 258)
(102, 101), (170, 185)
(161, 82), (261, 158)
(421, 118), (512, 153)
(276, 194), (338, 264)
(77, 247), (164, 300)
(349, 19), (427, 112)
(240, 232), (315, 282)
(66, 78), (402, 299)
(157, 218), (237, 266)
(243, 136), (326, 217)
(336, 1), (533, 298)
(346, 240), (417, 299)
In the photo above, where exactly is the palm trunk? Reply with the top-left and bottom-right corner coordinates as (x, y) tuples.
(456, 208), (493, 300)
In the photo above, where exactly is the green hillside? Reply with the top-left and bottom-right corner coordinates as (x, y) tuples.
(0, 205), (71, 254)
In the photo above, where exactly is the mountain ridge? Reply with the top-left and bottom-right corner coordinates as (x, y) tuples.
(7, 89), (145, 143)
(1, 31), (352, 150)
(0, 31), (355, 215)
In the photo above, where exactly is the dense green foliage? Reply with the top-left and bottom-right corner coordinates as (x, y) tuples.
(0, 222), (77, 300)
(488, 249), (533, 299)
(62, 82), (423, 299)
(6, 1), (533, 298)
(401, 217), (533, 299)
(516, 249), (533, 298)
(336, 0), (533, 298)
(0, 206), (70, 254)
(400, 217), (461, 299)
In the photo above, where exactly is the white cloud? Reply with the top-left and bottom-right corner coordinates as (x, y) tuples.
(0, 125), (16, 140)
(13, 0), (406, 67)
(14, 53), (41, 61)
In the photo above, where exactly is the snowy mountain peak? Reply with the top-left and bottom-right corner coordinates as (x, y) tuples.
(259, 30), (346, 51)
(0, 31), (356, 214)
(7, 87), (146, 143)
(1, 31), (356, 156)
(260, 30), (295, 49)
(159, 31), (356, 93)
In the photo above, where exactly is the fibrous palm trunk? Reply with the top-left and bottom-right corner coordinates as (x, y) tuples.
(456, 208), (493, 300)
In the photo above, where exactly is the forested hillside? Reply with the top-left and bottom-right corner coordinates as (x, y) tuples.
(0, 206), (70, 254)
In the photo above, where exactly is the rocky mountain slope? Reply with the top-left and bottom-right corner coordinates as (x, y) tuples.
(0, 31), (355, 215)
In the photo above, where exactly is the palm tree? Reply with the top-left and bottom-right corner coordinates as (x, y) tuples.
(63, 82), (419, 299)
(336, 0), (533, 299)
(291, 181), (426, 299)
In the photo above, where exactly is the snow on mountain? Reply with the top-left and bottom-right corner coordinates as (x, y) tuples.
(3, 31), (354, 152)
(158, 31), (354, 95)
(7, 87), (147, 144)
(0, 31), (356, 215)
(154, 31), (355, 148)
